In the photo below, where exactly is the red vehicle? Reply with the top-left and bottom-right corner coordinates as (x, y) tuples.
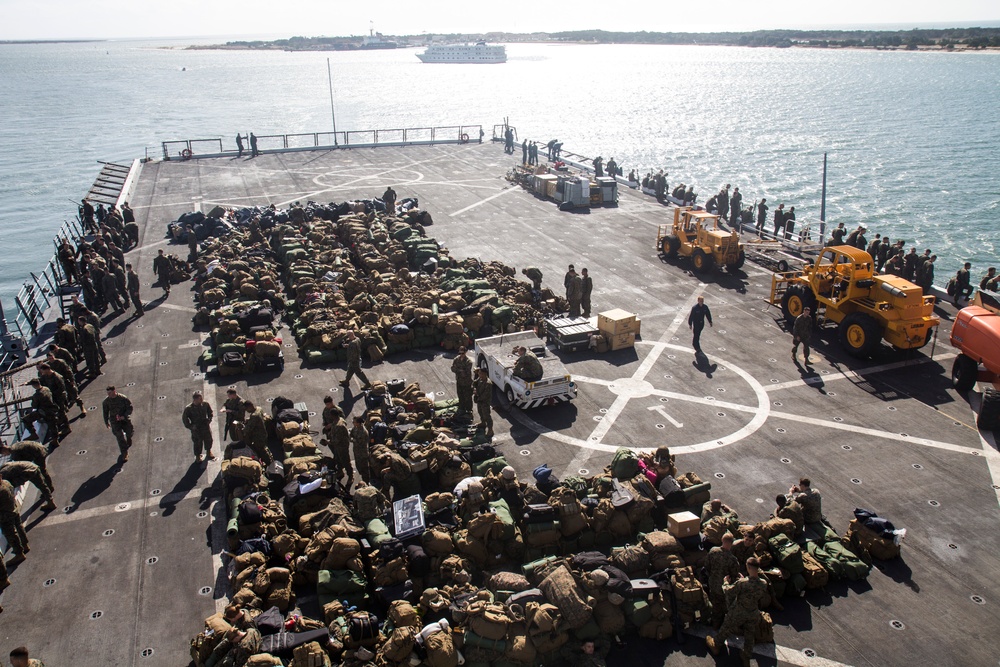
(950, 292), (1000, 430)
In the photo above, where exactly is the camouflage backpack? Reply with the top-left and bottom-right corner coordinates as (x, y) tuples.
(353, 484), (389, 523)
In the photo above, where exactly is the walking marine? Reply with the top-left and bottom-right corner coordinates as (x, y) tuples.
(102, 386), (134, 462)
(182, 391), (216, 462)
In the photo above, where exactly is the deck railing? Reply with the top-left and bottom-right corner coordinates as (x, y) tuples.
(162, 124), (483, 160)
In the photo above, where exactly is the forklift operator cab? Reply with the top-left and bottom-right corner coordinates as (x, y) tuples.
(816, 247), (873, 304)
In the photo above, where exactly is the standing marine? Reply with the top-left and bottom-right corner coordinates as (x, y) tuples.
(451, 346), (474, 416)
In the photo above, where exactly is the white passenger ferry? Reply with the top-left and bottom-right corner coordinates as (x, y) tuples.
(416, 41), (507, 63)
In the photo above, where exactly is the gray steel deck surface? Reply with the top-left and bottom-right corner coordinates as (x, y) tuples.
(1, 143), (996, 667)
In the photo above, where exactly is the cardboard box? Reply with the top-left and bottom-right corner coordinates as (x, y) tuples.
(668, 511), (700, 538)
(609, 332), (635, 351)
(598, 309), (638, 335)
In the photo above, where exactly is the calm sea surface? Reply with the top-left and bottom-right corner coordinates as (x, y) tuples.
(0, 39), (997, 309)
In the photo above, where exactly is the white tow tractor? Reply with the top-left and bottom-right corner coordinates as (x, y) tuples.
(474, 330), (577, 409)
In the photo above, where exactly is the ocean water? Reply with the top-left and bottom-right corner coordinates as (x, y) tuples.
(0, 39), (997, 310)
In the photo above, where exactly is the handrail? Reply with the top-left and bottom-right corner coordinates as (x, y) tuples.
(161, 124), (483, 160)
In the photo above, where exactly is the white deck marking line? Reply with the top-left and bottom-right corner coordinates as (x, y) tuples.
(683, 625), (855, 667)
(768, 410), (982, 455)
(585, 289), (704, 444)
(648, 404), (683, 427)
(40, 487), (207, 526)
(569, 375), (613, 387)
(449, 186), (518, 217)
(204, 376), (227, 612)
(766, 352), (958, 392)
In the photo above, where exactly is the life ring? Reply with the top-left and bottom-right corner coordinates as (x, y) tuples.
(461, 133), (469, 143)
(181, 148), (193, 160)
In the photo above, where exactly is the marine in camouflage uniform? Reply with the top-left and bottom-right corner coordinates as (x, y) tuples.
(182, 392), (215, 461)
(37, 365), (71, 436)
(329, 413), (353, 484)
(792, 478), (823, 525)
(44, 352), (85, 416)
(706, 534), (741, 628)
(54, 318), (78, 363)
(321, 395), (344, 444)
(381, 451), (417, 501)
(242, 402), (272, 465)
(0, 461), (56, 511)
(0, 478), (28, 562)
(222, 389), (244, 441)
(521, 266), (543, 291)
(451, 346), (474, 415)
(351, 416), (371, 484)
(706, 558), (770, 665)
(473, 368), (494, 439)
(102, 386), (134, 461)
(76, 316), (102, 378)
(339, 332), (370, 389)
(512, 346), (543, 382)
(2, 441), (54, 493)
(774, 494), (804, 537)
(21, 380), (61, 446)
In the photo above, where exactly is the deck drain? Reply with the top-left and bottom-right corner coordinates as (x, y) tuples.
(828, 392), (837, 397)
(103, 529), (115, 537)
(154, 437), (163, 442)
(329, 388), (340, 393)
(802, 649), (816, 658)
(43, 578), (56, 587)
(949, 543), (959, 549)
(768, 358), (777, 363)
(76, 449), (87, 455)
(161, 333), (169, 337)
(284, 343), (292, 348)
(663, 375), (672, 379)
(228, 385), (237, 389)
(159, 362), (168, 366)
(716, 387), (726, 392)
(756, 498), (764, 503)
(671, 337), (679, 341)
(900, 433), (909, 438)
(197, 510), (209, 518)
(912, 464), (923, 470)
(579, 469), (589, 475)
(150, 489), (161, 496)
(147, 557), (159, 565)
(126, 382), (135, 387)
(842, 445), (852, 450)
(308, 411), (317, 417)
(136, 324), (144, 328)
(593, 416), (603, 421)
(62, 506), (73, 514)
(770, 379), (779, 384)
(667, 354), (676, 360)
(115, 503), (130, 512)
(719, 330), (727, 335)
(150, 511), (159, 517)
(928, 500), (940, 507)
(599, 408), (608, 413)
(157, 396), (166, 400)
(91, 610), (104, 620)
(294, 374), (303, 379)
(765, 340), (774, 345)
(993, 485), (1000, 490)
(821, 370), (830, 375)
(718, 347), (726, 352)
(780, 458), (791, 464)
(199, 586), (213, 596)
(519, 449), (531, 456)
(655, 424), (665, 429)
(888, 406), (897, 411)
(88, 405), (97, 411)
(140, 648), (155, 658)
(889, 620), (905, 630)
(714, 473), (725, 479)
(773, 401), (783, 407)
(833, 417), (843, 422)
(851, 478), (862, 484)
(971, 595), (985, 605)
(776, 428), (786, 434)
(717, 412), (726, 417)
(266, 397), (274, 402)
(705, 396), (716, 402)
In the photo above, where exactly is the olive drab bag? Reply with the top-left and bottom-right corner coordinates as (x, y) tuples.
(768, 533), (805, 574)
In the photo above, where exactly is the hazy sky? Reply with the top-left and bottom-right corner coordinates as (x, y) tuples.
(2, 0), (998, 40)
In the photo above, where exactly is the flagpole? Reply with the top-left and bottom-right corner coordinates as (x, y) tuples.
(327, 58), (338, 146)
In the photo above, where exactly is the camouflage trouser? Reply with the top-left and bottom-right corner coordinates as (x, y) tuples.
(13, 469), (54, 504)
(0, 510), (28, 557)
(333, 445), (353, 482)
(83, 346), (102, 377)
(247, 437), (273, 466)
(111, 420), (134, 455)
(22, 410), (60, 445)
(344, 363), (369, 387)
(716, 611), (758, 659)
(130, 290), (144, 315)
(456, 382), (473, 414)
(189, 424), (214, 457)
(353, 451), (371, 484)
(477, 400), (493, 430)
(709, 592), (728, 628)
(0, 548), (8, 584)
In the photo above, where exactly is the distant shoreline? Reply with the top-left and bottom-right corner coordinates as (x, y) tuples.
(185, 27), (1000, 53)
(0, 39), (102, 45)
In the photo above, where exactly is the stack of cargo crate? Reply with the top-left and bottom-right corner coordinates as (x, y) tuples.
(597, 308), (641, 350)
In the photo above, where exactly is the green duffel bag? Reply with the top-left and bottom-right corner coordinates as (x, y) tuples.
(303, 349), (339, 365)
(768, 534), (804, 574)
(472, 456), (509, 477)
(805, 541), (845, 579)
(216, 342), (244, 356)
(462, 630), (506, 654)
(391, 226), (415, 241)
(434, 398), (460, 410)
(571, 617), (601, 641)
(623, 600), (652, 628)
(489, 499), (517, 541)
(365, 518), (392, 546)
(317, 569), (367, 605)
(822, 541), (871, 581)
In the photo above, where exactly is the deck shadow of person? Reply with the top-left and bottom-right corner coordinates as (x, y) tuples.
(159, 460), (205, 517)
(875, 556), (918, 592)
(693, 351), (717, 378)
(68, 461), (122, 512)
